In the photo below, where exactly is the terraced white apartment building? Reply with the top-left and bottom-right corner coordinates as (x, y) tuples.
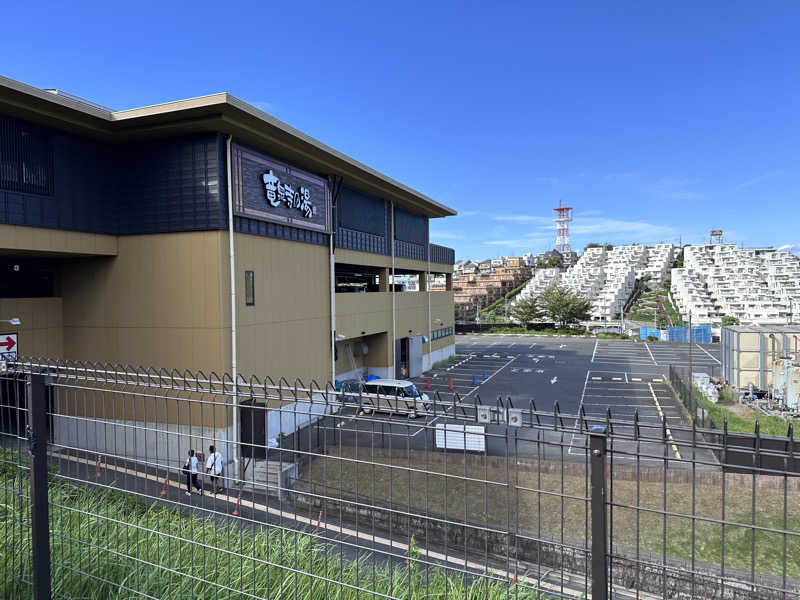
(671, 244), (800, 326)
(512, 244), (677, 322)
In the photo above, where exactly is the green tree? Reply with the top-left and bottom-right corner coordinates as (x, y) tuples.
(509, 295), (542, 325)
(539, 284), (591, 328)
(547, 255), (562, 268)
(721, 315), (740, 327)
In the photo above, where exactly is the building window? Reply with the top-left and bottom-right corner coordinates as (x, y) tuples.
(0, 117), (54, 196)
(244, 271), (255, 305)
(431, 326), (453, 340)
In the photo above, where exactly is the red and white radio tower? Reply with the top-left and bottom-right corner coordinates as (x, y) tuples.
(554, 199), (573, 253)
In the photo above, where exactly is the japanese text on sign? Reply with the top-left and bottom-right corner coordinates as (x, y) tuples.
(262, 170), (315, 219)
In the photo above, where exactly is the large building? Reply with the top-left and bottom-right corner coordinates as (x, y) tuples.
(450, 256), (531, 318)
(672, 244), (800, 326)
(0, 75), (457, 385)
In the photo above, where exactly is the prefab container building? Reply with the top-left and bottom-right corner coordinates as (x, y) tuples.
(721, 325), (800, 390)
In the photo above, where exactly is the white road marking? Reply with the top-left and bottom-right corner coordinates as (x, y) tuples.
(550, 376), (558, 385)
(461, 356), (517, 400)
(568, 370), (592, 452)
(649, 382), (681, 460)
(591, 340), (598, 363)
(696, 344), (721, 364)
(645, 343), (656, 366)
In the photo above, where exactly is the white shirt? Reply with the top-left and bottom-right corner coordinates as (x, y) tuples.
(206, 451), (223, 475)
(189, 456), (199, 473)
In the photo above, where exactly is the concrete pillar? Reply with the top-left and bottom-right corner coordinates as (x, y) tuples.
(379, 268), (390, 292)
(419, 271), (428, 291)
(446, 273), (453, 291)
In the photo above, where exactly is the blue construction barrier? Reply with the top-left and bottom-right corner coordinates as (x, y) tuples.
(691, 325), (712, 344)
(640, 324), (711, 344)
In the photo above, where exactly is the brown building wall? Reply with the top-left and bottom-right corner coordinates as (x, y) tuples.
(336, 292), (391, 339)
(233, 232), (331, 385)
(0, 224), (118, 256)
(0, 297), (63, 357)
(4, 229), (454, 393)
(60, 231), (228, 372)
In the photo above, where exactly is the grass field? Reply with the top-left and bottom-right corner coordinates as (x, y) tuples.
(0, 450), (550, 599)
(627, 284), (684, 327)
(300, 447), (800, 579)
(689, 385), (799, 437)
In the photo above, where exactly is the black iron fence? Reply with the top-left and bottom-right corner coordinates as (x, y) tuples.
(669, 364), (798, 476)
(1, 359), (798, 599)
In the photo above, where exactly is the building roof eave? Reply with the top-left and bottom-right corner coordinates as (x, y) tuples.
(0, 75), (456, 219)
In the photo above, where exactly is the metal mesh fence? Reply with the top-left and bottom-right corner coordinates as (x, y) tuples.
(0, 359), (798, 599)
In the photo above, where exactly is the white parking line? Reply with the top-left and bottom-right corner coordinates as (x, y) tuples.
(568, 370), (592, 453)
(649, 382), (681, 460)
(695, 344), (721, 364)
(591, 340), (598, 363)
(461, 356), (517, 400)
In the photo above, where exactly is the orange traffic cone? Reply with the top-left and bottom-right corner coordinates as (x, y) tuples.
(448, 379), (454, 391)
(315, 510), (323, 534)
(232, 494), (241, 516)
(159, 476), (168, 496)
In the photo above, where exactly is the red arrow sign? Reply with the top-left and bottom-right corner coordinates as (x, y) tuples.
(0, 336), (15, 351)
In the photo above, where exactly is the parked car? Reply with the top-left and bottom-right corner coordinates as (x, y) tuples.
(339, 379), (430, 418)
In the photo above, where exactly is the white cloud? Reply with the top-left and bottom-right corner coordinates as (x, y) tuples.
(647, 176), (703, 201)
(484, 233), (553, 247)
(602, 172), (637, 181)
(430, 231), (463, 241)
(777, 243), (800, 257)
(569, 217), (678, 240)
(492, 214), (552, 224)
(736, 171), (780, 189)
(484, 238), (551, 247)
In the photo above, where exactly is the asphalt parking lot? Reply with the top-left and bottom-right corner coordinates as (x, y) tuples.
(330, 334), (720, 466)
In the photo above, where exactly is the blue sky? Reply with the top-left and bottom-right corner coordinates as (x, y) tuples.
(2, 2), (799, 260)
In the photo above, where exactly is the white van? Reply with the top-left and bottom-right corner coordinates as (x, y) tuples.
(358, 379), (431, 418)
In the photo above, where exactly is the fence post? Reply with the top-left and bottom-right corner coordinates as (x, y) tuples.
(590, 425), (608, 600)
(28, 373), (51, 600)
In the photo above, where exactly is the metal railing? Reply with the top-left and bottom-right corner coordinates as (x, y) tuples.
(0, 359), (798, 599)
